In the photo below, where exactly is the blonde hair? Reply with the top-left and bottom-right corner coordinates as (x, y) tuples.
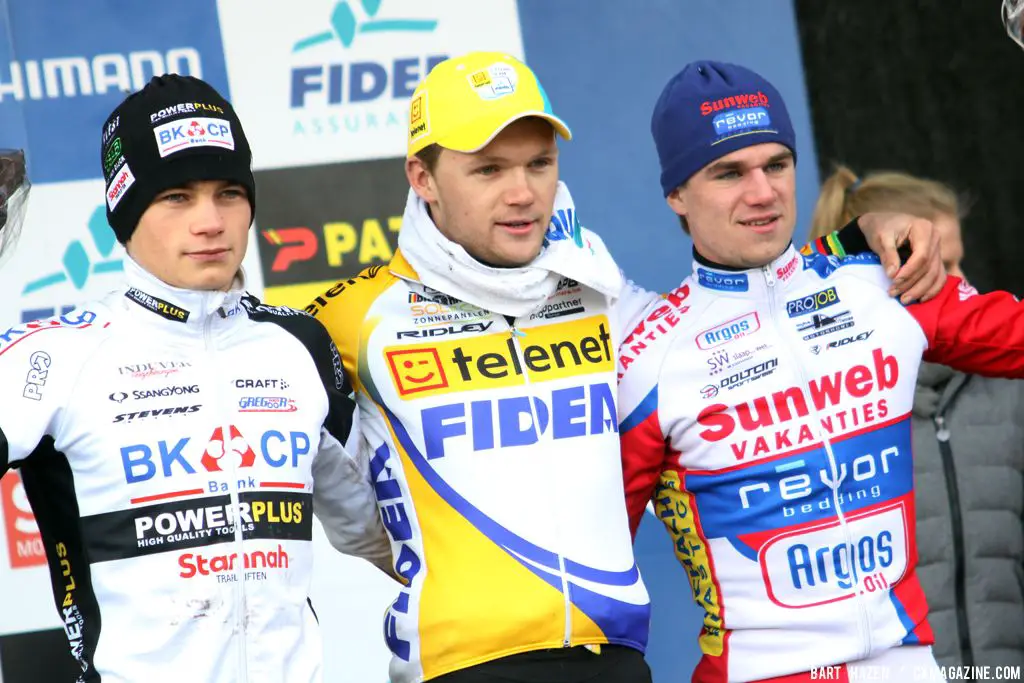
(810, 165), (964, 241)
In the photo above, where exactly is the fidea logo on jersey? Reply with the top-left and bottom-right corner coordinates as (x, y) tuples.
(761, 505), (909, 608)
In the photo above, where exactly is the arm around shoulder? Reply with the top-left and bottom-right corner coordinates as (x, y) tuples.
(908, 275), (1024, 377)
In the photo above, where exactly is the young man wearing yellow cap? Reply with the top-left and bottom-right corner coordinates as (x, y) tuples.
(307, 52), (944, 683)
(309, 50), (654, 683)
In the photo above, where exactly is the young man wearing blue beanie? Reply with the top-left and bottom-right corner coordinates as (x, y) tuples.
(0, 74), (392, 682)
(617, 60), (1024, 682)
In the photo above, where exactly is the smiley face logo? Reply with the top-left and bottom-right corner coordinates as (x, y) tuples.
(386, 347), (448, 396)
(402, 358), (435, 384)
(410, 94), (423, 125)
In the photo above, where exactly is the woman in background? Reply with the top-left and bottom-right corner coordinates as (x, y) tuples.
(811, 166), (1024, 671)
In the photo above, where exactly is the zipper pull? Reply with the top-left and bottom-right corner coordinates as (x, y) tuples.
(935, 415), (951, 442)
(763, 265), (776, 288)
(505, 315), (525, 338)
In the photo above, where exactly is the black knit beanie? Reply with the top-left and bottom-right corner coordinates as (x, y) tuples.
(101, 75), (256, 244)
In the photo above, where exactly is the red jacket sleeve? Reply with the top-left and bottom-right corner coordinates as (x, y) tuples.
(907, 275), (1024, 376)
(619, 388), (669, 540)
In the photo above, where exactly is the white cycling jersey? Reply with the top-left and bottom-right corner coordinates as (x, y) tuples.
(617, 244), (1024, 682)
(0, 257), (391, 683)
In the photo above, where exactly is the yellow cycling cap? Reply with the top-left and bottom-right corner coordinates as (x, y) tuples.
(407, 51), (572, 157)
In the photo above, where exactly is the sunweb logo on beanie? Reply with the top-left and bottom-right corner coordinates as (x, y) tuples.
(702, 90), (775, 140)
(700, 91), (770, 116)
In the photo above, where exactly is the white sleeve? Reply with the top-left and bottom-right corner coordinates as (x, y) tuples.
(610, 271), (659, 343)
(0, 321), (73, 474)
(312, 404), (395, 576)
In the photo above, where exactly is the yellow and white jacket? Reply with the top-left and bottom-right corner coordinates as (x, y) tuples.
(309, 186), (652, 683)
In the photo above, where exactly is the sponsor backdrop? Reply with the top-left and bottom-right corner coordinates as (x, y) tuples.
(0, 1), (816, 681)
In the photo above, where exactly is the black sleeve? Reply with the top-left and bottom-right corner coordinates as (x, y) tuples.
(837, 217), (871, 255)
(240, 296), (355, 442)
(834, 216), (912, 265)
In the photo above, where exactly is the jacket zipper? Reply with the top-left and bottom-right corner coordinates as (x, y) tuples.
(503, 316), (573, 647)
(761, 264), (873, 659)
(204, 302), (249, 682)
(934, 415), (973, 666)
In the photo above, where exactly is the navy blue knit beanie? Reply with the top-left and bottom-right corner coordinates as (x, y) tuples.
(651, 61), (797, 196)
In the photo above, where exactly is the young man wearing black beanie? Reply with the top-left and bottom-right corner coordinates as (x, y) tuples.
(0, 74), (391, 682)
(618, 60), (1024, 682)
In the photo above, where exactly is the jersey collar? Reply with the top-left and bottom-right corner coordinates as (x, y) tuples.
(119, 255), (247, 334)
(389, 248), (419, 282)
(692, 243), (802, 299)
